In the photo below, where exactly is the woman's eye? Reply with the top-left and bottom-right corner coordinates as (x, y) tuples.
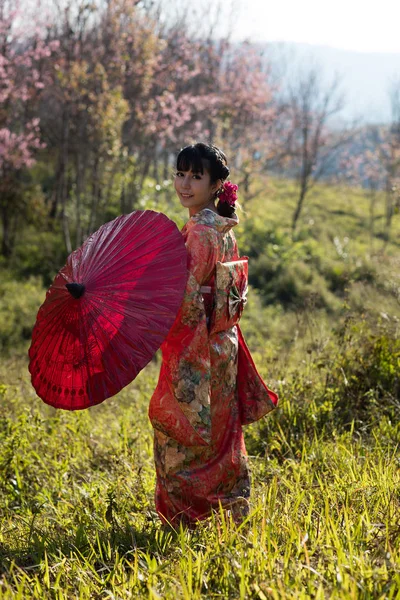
(175, 171), (201, 179)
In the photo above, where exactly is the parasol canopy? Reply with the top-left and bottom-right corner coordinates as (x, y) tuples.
(29, 210), (188, 410)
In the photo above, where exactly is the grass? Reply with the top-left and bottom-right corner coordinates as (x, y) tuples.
(0, 329), (399, 598)
(1, 177), (400, 597)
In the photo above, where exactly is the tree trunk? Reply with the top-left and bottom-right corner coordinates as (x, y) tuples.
(88, 155), (100, 235)
(120, 186), (126, 214)
(0, 205), (12, 258)
(292, 120), (310, 233)
(62, 214), (72, 254)
(58, 106), (71, 252)
(163, 150), (170, 182)
(163, 151), (171, 205)
(49, 160), (63, 219)
(52, 105), (70, 221)
(384, 177), (394, 245)
(368, 188), (376, 249)
(75, 154), (84, 247)
(152, 149), (159, 184)
(292, 180), (308, 233)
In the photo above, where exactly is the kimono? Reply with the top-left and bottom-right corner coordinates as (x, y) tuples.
(148, 208), (278, 525)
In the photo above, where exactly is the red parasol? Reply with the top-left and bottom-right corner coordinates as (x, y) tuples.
(29, 210), (188, 410)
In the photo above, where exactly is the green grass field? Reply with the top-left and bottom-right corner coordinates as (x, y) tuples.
(1, 348), (399, 599)
(1, 178), (399, 598)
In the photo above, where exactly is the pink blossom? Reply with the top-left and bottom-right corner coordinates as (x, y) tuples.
(218, 181), (239, 206)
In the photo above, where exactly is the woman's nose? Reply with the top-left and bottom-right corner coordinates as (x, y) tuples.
(181, 176), (191, 189)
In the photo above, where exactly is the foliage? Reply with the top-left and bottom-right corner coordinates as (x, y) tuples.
(0, 0), (278, 255)
(0, 316), (400, 597)
(0, 171), (399, 596)
(235, 177), (400, 315)
(246, 316), (400, 458)
(0, 0), (59, 257)
(0, 274), (45, 354)
(10, 228), (67, 286)
(282, 67), (351, 231)
(1, 0), (400, 261)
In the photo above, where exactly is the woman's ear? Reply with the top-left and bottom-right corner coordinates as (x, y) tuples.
(213, 179), (223, 197)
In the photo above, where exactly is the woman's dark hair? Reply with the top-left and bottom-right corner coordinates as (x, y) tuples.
(176, 142), (236, 218)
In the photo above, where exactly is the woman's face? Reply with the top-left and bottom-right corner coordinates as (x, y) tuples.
(174, 167), (220, 216)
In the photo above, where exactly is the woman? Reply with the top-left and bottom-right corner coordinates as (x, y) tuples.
(149, 142), (278, 525)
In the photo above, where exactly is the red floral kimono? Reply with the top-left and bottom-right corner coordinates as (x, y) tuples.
(149, 208), (278, 525)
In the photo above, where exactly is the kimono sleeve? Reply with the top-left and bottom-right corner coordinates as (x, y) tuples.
(237, 324), (278, 424)
(153, 224), (217, 446)
(175, 225), (218, 329)
(185, 225), (218, 286)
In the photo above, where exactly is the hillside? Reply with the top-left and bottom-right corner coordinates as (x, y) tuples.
(263, 41), (400, 124)
(0, 178), (399, 597)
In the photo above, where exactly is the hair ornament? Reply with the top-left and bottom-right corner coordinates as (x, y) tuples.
(218, 181), (238, 207)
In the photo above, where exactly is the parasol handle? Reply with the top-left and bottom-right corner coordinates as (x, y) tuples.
(66, 282), (86, 299)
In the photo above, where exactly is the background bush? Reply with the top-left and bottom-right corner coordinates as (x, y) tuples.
(0, 275), (45, 354)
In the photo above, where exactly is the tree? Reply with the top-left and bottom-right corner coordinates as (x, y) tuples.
(212, 43), (278, 202)
(283, 67), (352, 233)
(339, 128), (386, 246)
(0, 0), (58, 257)
(2, 0), (281, 254)
(40, 0), (131, 250)
(354, 81), (400, 247)
(383, 78), (400, 242)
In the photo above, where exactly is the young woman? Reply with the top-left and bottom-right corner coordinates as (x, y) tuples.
(149, 143), (278, 526)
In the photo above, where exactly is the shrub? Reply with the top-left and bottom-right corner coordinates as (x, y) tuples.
(325, 319), (400, 427)
(11, 228), (66, 286)
(0, 275), (45, 354)
(246, 316), (400, 458)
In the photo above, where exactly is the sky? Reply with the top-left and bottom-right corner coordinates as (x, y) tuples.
(227, 0), (400, 54)
(28, 0), (400, 54)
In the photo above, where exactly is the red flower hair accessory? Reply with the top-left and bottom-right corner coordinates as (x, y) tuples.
(218, 181), (238, 206)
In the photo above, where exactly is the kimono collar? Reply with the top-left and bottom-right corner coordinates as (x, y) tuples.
(188, 208), (239, 234)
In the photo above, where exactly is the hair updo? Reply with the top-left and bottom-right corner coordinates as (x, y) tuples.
(176, 142), (236, 218)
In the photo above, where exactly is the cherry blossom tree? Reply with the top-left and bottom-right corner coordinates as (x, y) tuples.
(339, 129), (386, 245)
(212, 43), (278, 201)
(0, 0), (59, 257)
(383, 79), (400, 242)
(1, 0), (281, 253)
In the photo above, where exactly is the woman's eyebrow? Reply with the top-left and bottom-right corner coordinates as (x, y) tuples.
(177, 168), (202, 175)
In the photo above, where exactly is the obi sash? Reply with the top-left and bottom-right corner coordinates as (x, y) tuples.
(208, 257), (248, 335)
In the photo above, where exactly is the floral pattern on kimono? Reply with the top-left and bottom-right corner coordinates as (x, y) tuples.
(148, 208), (278, 525)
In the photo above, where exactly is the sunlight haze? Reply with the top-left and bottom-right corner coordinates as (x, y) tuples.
(229, 0), (400, 53)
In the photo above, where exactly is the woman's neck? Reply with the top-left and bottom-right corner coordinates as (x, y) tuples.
(189, 201), (217, 217)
